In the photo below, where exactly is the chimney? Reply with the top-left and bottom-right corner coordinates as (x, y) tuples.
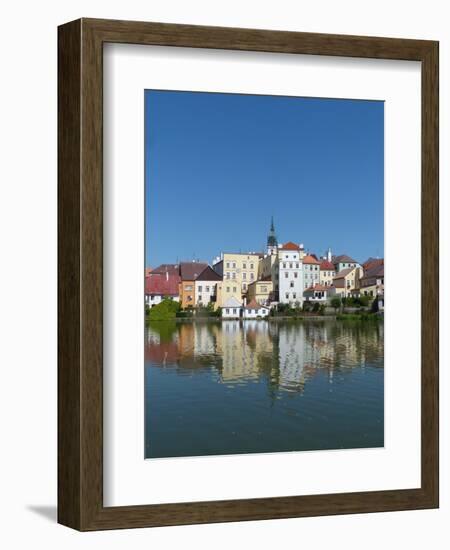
(166, 271), (169, 281)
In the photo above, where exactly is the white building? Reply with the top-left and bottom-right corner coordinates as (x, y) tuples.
(194, 265), (221, 306)
(277, 242), (304, 306)
(302, 254), (321, 290)
(222, 297), (243, 318)
(242, 299), (270, 318)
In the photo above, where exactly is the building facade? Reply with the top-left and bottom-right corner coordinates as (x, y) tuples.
(194, 265), (221, 306)
(246, 278), (273, 305)
(277, 242), (304, 306)
(319, 260), (336, 286)
(213, 252), (261, 301)
(222, 297), (243, 318)
(242, 299), (270, 318)
(179, 261), (207, 309)
(302, 254), (321, 291)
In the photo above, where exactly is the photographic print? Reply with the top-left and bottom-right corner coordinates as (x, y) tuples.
(144, 90), (385, 460)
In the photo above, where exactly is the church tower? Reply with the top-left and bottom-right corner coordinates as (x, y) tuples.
(267, 216), (278, 255)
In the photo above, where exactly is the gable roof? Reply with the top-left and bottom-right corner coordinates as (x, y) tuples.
(320, 260), (335, 271)
(196, 265), (222, 282)
(303, 254), (321, 265)
(244, 299), (267, 310)
(280, 241), (300, 251)
(151, 263), (180, 276)
(362, 262), (384, 280)
(223, 297), (242, 308)
(179, 262), (208, 281)
(305, 284), (330, 292)
(334, 254), (358, 264)
(333, 267), (355, 279)
(362, 257), (384, 271)
(145, 273), (179, 296)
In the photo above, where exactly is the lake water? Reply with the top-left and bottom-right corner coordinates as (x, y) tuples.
(145, 319), (384, 459)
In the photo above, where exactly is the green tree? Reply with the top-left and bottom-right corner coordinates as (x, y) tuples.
(148, 299), (180, 321)
(331, 296), (341, 313)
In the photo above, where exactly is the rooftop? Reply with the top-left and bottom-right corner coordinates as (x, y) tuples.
(145, 272), (179, 296)
(196, 265), (222, 282)
(244, 299), (266, 310)
(320, 260), (335, 271)
(334, 267), (355, 279)
(179, 261), (208, 281)
(303, 254), (321, 265)
(280, 241), (300, 251)
(223, 297), (242, 308)
(333, 254), (358, 264)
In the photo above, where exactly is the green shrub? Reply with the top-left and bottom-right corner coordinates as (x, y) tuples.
(148, 299), (180, 320)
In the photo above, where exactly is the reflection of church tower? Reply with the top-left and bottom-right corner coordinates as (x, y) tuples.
(267, 216), (278, 255)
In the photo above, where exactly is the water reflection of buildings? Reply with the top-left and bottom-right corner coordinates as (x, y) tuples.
(145, 321), (384, 394)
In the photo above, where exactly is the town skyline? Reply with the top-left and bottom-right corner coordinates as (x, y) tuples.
(145, 90), (384, 268)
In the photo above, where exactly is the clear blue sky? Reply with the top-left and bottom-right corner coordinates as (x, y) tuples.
(145, 90), (384, 267)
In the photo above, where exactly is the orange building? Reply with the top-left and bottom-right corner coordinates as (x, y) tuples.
(179, 262), (207, 309)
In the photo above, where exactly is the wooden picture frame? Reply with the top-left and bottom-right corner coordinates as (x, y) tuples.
(58, 18), (439, 531)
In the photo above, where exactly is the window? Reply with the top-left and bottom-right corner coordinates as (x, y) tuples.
(226, 262), (230, 268)
(294, 272), (298, 278)
(233, 287), (237, 293)
(242, 272), (247, 280)
(198, 286), (202, 292)
(283, 262), (286, 268)
(289, 262), (293, 268)
(293, 293), (296, 299)
(226, 287), (230, 292)
(250, 263), (254, 269)
(232, 272), (236, 279)
(296, 263), (299, 268)
(232, 262), (236, 268)
(250, 273), (254, 280)
(243, 263), (247, 269)
(233, 308), (237, 314)
(290, 281), (294, 288)
(285, 272), (288, 278)
(261, 286), (267, 292)
(226, 272), (230, 279)
(206, 286), (210, 292)
(185, 285), (193, 291)
(225, 308), (229, 314)
(242, 283), (247, 290)
(285, 293), (289, 299)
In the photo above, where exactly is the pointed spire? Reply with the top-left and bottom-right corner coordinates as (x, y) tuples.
(267, 216), (278, 253)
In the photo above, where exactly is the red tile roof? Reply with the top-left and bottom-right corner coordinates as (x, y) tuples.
(244, 299), (266, 310)
(362, 258), (384, 271)
(280, 241), (300, 251)
(145, 272), (180, 296)
(303, 254), (321, 265)
(320, 260), (335, 271)
(152, 264), (180, 276)
(305, 284), (330, 292)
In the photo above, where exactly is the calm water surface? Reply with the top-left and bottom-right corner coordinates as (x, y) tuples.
(145, 320), (384, 458)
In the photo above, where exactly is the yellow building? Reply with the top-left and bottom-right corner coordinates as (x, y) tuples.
(331, 266), (363, 297)
(246, 278), (273, 305)
(319, 260), (336, 286)
(215, 281), (242, 309)
(213, 252), (261, 304)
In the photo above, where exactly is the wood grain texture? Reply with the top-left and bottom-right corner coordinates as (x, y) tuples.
(58, 18), (439, 531)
